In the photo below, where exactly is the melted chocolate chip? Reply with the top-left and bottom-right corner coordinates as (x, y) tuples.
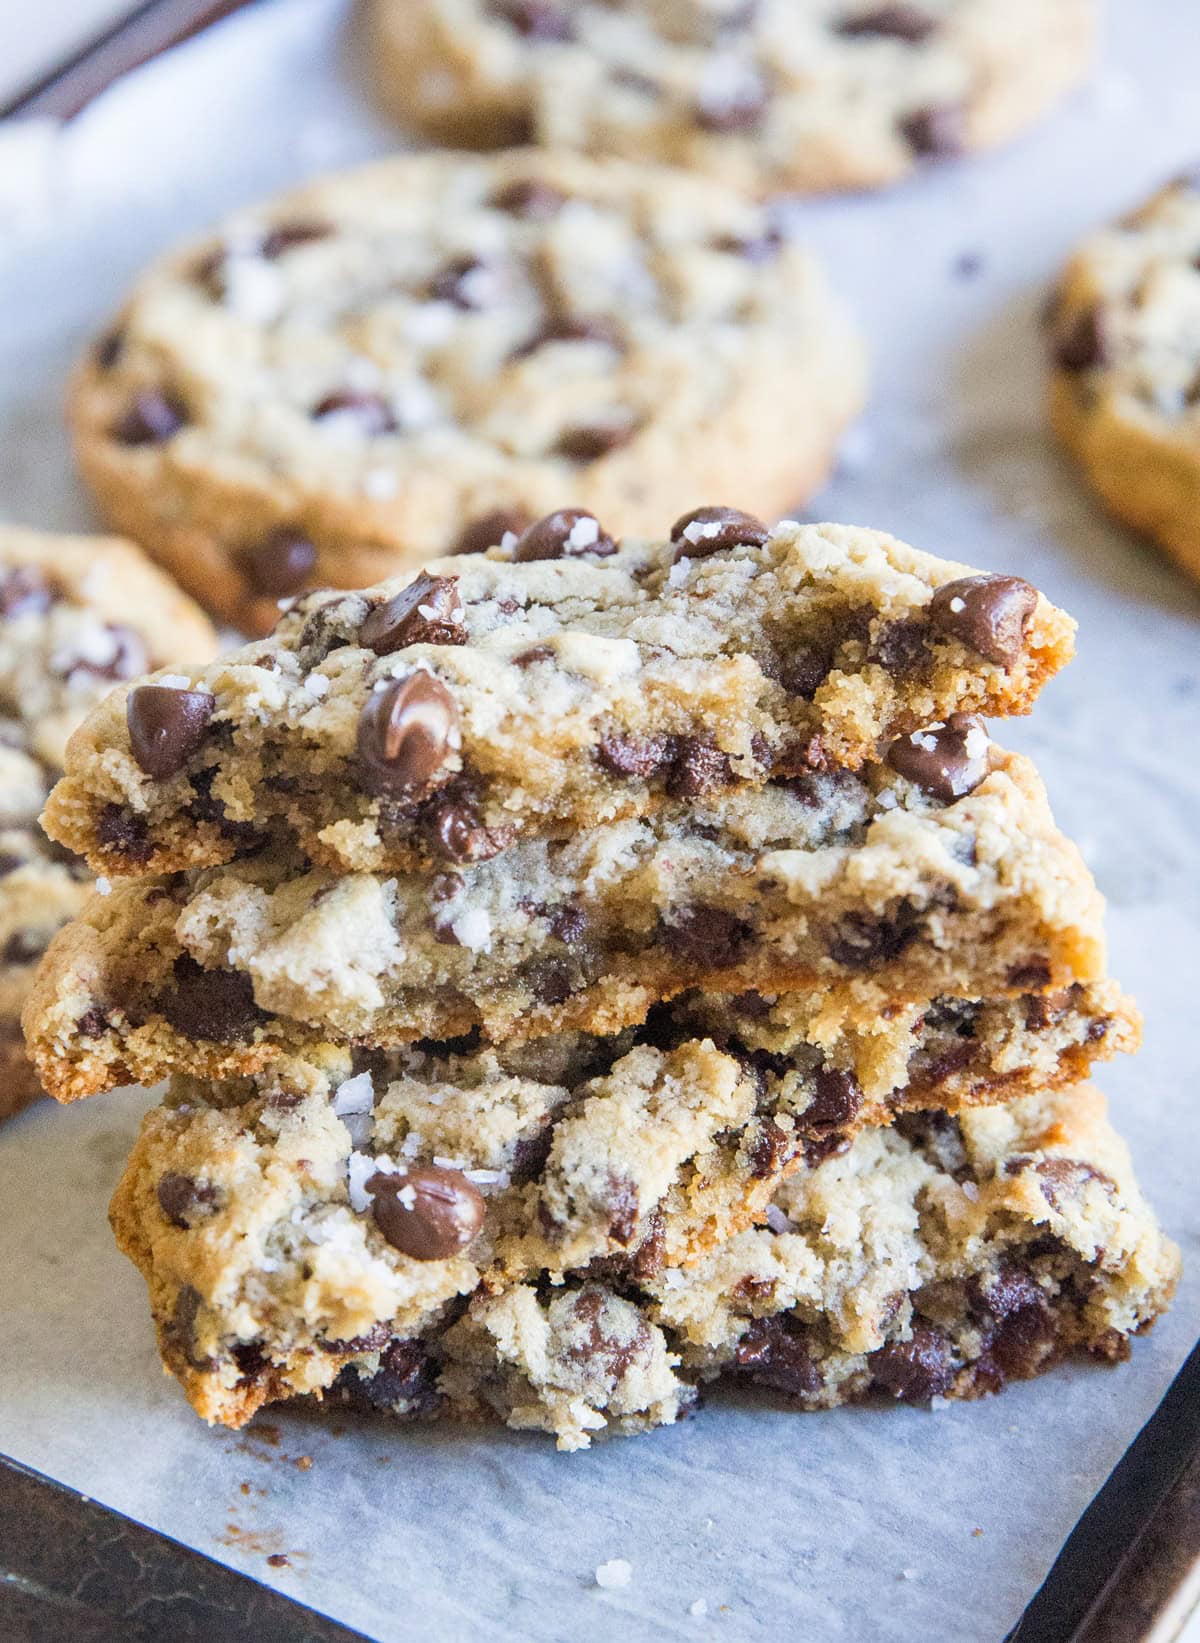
(1053, 306), (1108, 372)
(775, 648), (832, 700)
(427, 256), (493, 309)
(1023, 988), (1074, 1031)
(971, 1265), (1045, 1322)
(670, 505), (770, 562)
(260, 220), (332, 258)
(489, 0), (574, 38)
(520, 955), (577, 1005)
(491, 178), (566, 219)
(605, 1176), (640, 1245)
(870, 1322), (956, 1400)
(97, 803), (152, 865)
(712, 226), (784, 263)
(928, 574), (1038, 667)
(666, 905), (753, 969)
(900, 104), (965, 158)
(113, 390), (187, 445)
(361, 574), (466, 654)
(829, 904), (920, 969)
(356, 674), (459, 802)
(1008, 960), (1051, 991)
(666, 736), (733, 798)
(333, 1338), (443, 1418)
(514, 315), (623, 359)
(511, 509), (616, 562)
(510, 1123), (556, 1184)
(76, 1006), (109, 1038)
(127, 685), (216, 780)
(369, 1166), (485, 1260)
(3, 930), (46, 965)
(453, 508), (530, 557)
(160, 955), (264, 1043)
(748, 1118), (792, 1178)
(241, 530), (318, 597)
(548, 902), (586, 944)
(1032, 1157), (1116, 1212)
(805, 1067), (863, 1132)
(554, 422), (635, 462)
(836, 4), (935, 40)
(57, 624), (147, 685)
(312, 391), (397, 435)
(164, 1285), (213, 1372)
(422, 785), (508, 864)
(885, 713), (989, 802)
(734, 1317), (823, 1398)
(0, 566), (55, 618)
(95, 328), (125, 370)
(566, 1287), (648, 1380)
(870, 617), (930, 677)
(595, 734), (673, 780)
(157, 1172), (221, 1229)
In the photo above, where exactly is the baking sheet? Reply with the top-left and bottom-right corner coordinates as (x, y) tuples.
(0, 2), (1197, 1637)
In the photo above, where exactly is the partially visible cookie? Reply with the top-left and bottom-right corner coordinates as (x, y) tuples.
(41, 520), (1075, 881)
(69, 149), (865, 632)
(371, 0), (1094, 196)
(0, 526), (217, 1118)
(1048, 175), (1200, 584)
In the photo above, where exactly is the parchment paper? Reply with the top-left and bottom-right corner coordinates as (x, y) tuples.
(0, 3), (1197, 1637)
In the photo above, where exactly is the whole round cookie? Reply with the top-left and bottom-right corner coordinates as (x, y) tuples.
(370, 0), (1094, 196)
(70, 149), (865, 633)
(1048, 175), (1200, 585)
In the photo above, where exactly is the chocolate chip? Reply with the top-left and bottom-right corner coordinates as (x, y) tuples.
(695, 71), (768, 133)
(928, 574), (1038, 667)
(97, 803), (152, 864)
(95, 328), (125, 369)
(1053, 306), (1108, 372)
(510, 1124), (556, 1184)
(1008, 960), (1051, 991)
(356, 674), (459, 802)
(605, 1176), (640, 1245)
(368, 1166), (485, 1260)
(548, 902), (586, 944)
(361, 574), (466, 654)
(870, 617), (930, 677)
(711, 226), (784, 263)
(836, 4), (935, 40)
(260, 220), (332, 258)
(3, 930), (46, 965)
(734, 1317), (823, 1398)
(971, 1266), (1045, 1322)
(127, 684), (216, 780)
(57, 625), (148, 685)
(595, 734), (673, 780)
(333, 1339), (443, 1418)
(157, 1172), (221, 1229)
(241, 530), (318, 597)
(426, 256), (494, 309)
(870, 1323), (956, 1400)
(829, 904), (920, 968)
(748, 1118), (792, 1178)
(900, 105), (965, 158)
(0, 566), (55, 618)
(513, 315), (623, 359)
(980, 1297), (1057, 1384)
(113, 390), (187, 445)
(452, 508), (530, 556)
(885, 713), (989, 802)
(76, 1006), (109, 1039)
(666, 905), (753, 969)
(670, 505), (770, 562)
(491, 178), (567, 218)
(803, 1132), (852, 1167)
(806, 1067), (863, 1132)
(422, 785), (508, 864)
(554, 422), (635, 462)
(488, 0), (574, 39)
(164, 1285), (213, 1372)
(1023, 988), (1073, 1031)
(520, 955), (577, 1006)
(666, 736), (733, 798)
(160, 955), (264, 1043)
(1032, 1158), (1115, 1212)
(511, 509), (616, 561)
(312, 391), (397, 435)
(565, 1288), (648, 1380)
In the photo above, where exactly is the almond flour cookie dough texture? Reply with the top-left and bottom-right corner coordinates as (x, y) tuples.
(26, 746), (1108, 1100)
(371, 0), (1094, 196)
(41, 519), (1075, 880)
(68, 150), (866, 632)
(110, 1077), (1176, 1444)
(0, 527), (216, 1120)
(1048, 175), (1200, 585)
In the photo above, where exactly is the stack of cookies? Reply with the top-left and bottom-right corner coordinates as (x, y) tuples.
(25, 509), (1177, 1447)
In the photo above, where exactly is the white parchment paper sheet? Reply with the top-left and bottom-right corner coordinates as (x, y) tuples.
(0, 3), (1197, 1637)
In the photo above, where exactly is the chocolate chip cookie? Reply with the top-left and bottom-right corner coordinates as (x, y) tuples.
(110, 1074), (1176, 1443)
(42, 519), (1074, 879)
(371, 0), (1094, 196)
(1048, 174), (1200, 584)
(0, 526), (216, 1118)
(27, 745), (1107, 1101)
(69, 149), (866, 631)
